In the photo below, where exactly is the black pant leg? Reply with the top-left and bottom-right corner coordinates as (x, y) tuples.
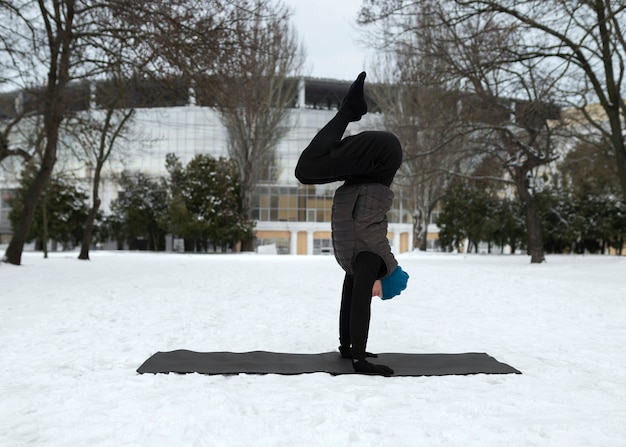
(295, 114), (403, 186)
(339, 273), (354, 349)
(350, 251), (384, 362)
(295, 113), (351, 184)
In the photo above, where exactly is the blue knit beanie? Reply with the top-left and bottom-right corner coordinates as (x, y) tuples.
(381, 265), (409, 300)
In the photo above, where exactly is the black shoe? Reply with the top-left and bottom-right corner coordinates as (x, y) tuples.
(339, 72), (368, 121)
(339, 345), (352, 358)
(339, 345), (378, 359)
(352, 359), (394, 377)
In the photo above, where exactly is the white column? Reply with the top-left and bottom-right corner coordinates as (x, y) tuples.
(298, 77), (306, 108)
(307, 231), (314, 255)
(393, 231), (401, 254)
(188, 86), (197, 106)
(290, 230), (298, 255)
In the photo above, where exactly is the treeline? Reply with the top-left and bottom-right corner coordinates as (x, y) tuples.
(438, 182), (626, 255)
(9, 154), (253, 253)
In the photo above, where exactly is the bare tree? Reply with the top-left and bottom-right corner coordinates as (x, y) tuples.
(0, 2), (32, 165)
(1, 0), (80, 265)
(69, 82), (134, 260)
(449, 0), (626, 201)
(0, 108), (35, 164)
(365, 5), (467, 251)
(68, 26), (145, 261)
(188, 0), (304, 250)
(447, 19), (563, 263)
(1, 0), (182, 265)
(359, 1), (563, 262)
(117, 0), (304, 251)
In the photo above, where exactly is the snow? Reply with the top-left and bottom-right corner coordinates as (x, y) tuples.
(1, 251), (625, 446)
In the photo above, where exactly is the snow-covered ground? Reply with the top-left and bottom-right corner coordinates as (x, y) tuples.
(1, 251), (625, 446)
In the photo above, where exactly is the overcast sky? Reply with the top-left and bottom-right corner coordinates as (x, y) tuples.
(282, 0), (372, 81)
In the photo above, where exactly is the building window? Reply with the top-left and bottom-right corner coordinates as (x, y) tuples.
(313, 238), (333, 255)
(251, 183), (414, 224)
(252, 184), (335, 223)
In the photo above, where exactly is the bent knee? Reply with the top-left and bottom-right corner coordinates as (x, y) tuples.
(379, 132), (402, 161)
(373, 131), (402, 172)
(295, 164), (315, 184)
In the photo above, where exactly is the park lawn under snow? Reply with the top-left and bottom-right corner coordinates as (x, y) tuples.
(1, 250), (625, 446)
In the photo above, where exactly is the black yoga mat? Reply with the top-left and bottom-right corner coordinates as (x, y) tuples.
(137, 350), (521, 377)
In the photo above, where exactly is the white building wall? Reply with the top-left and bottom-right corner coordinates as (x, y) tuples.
(1, 100), (413, 253)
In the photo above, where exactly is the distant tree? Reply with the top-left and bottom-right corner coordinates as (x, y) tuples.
(67, 39), (138, 260)
(0, 105), (35, 165)
(359, 0), (562, 263)
(73, 103), (134, 260)
(165, 153), (253, 252)
(362, 2), (468, 251)
(108, 172), (168, 251)
(605, 200), (626, 255)
(67, 78), (135, 260)
(0, 2), (36, 166)
(574, 193), (626, 255)
(360, 0), (626, 202)
(368, 62), (462, 250)
(559, 141), (620, 199)
(438, 180), (527, 254)
(1, 0), (168, 265)
(493, 197), (526, 255)
(451, 0), (626, 202)
(536, 187), (579, 254)
(187, 1), (304, 251)
(101, 212), (125, 251)
(1, 0), (92, 264)
(551, 140), (624, 254)
(438, 182), (490, 252)
(9, 164), (89, 253)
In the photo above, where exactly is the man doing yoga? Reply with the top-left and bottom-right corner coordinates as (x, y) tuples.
(295, 72), (409, 376)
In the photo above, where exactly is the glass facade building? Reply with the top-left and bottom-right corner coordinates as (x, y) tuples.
(0, 78), (415, 253)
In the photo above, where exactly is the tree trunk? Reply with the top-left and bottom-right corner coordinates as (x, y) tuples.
(240, 165), (255, 252)
(419, 233), (428, 251)
(509, 238), (517, 255)
(612, 132), (626, 201)
(79, 198), (101, 260)
(79, 157), (105, 260)
(42, 191), (49, 259)
(2, 0), (74, 266)
(3, 153), (56, 265)
(520, 190), (545, 263)
(241, 237), (255, 252)
(414, 209), (429, 251)
(526, 201), (546, 264)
